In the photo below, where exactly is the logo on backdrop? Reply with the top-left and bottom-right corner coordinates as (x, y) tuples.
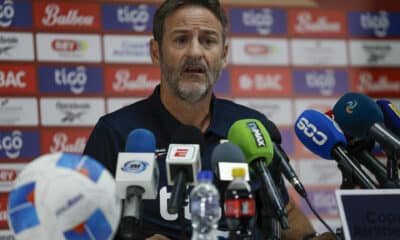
(113, 69), (159, 92)
(360, 11), (390, 37)
(102, 4), (157, 31)
(0, 65), (37, 94)
(41, 4), (94, 27)
(56, 101), (89, 123)
(50, 132), (86, 153)
(295, 11), (342, 34)
(0, 0), (32, 28)
(0, 130), (22, 159)
(38, 65), (103, 95)
(363, 44), (392, 64)
(0, 130), (40, 160)
(352, 69), (400, 97)
(229, 8), (287, 35)
(293, 69), (349, 96)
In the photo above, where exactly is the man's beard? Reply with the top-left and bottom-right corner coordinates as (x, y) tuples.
(161, 57), (221, 104)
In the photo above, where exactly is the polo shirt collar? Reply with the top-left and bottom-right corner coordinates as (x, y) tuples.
(148, 85), (227, 138)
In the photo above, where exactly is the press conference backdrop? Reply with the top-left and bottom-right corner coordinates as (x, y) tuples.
(0, 0), (399, 236)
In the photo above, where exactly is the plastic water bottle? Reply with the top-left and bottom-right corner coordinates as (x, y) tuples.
(224, 167), (256, 240)
(190, 170), (221, 240)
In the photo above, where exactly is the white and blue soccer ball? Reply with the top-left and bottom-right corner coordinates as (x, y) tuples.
(7, 152), (121, 240)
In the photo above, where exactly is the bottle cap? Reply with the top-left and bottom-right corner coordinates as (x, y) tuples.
(231, 167), (245, 177)
(197, 170), (213, 181)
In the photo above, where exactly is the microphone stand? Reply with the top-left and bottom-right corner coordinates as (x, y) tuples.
(369, 124), (400, 188)
(258, 185), (281, 240)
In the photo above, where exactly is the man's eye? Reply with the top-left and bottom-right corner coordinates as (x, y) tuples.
(175, 37), (187, 47)
(203, 38), (217, 47)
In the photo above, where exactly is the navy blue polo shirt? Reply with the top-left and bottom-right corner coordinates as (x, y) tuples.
(84, 86), (289, 239)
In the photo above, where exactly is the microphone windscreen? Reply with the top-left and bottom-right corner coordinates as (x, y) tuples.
(125, 128), (156, 153)
(333, 92), (384, 138)
(171, 125), (205, 149)
(376, 99), (400, 137)
(294, 109), (346, 160)
(210, 142), (246, 172)
(227, 119), (274, 166)
(263, 119), (282, 144)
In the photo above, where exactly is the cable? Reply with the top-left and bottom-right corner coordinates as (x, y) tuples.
(303, 196), (340, 240)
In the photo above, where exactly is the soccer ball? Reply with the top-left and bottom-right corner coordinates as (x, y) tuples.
(7, 152), (121, 240)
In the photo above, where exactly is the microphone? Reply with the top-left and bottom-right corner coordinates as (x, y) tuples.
(263, 120), (307, 198)
(333, 93), (400, 184)
(326, 109), (388, 187)
(227, 119), (289, 229)
(294, 109), (377, 189)
(115, 128), (159, 240)
(211, 142), (250, 182)
(166, 125), (203, 214)
(376, 99), (400, 138)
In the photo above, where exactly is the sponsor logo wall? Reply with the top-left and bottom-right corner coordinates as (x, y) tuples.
(0, 0), (399, 234)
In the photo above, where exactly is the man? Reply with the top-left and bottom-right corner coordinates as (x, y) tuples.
(84, 0), (319, 239)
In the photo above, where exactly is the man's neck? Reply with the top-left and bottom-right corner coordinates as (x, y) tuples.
(160, 84), (212, 132)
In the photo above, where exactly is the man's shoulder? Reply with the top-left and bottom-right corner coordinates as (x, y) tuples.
(98, 98), (150, 132)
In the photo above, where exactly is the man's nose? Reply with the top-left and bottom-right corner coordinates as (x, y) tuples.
(187, 39), (204, 58)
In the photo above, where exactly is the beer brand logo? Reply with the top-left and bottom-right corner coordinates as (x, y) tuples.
(113, 69), (158, 91)
(0, 0), (14, 27)
(305, 70), (336, 96)
(357, 72), (400, 93)
(50, 132), (86, 153)
(54, 66), (87, 94)
(295, 12), (341, 33)
(360, 11), (389, 37)
(242, 8), (274, 35)
(117, 5), (150, 31)
(42, 4), (94, 26)
(0, 130), (23, 159)
(52, 39), (88, 52)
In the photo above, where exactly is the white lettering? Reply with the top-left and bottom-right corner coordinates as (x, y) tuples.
(54, 66), (87, 94)
(295, 12), (341, 33)
(305, 70), (336, 96)
(0, 70), (26, 88)
(113, 70), (159, 91)
(42, 4), (94, 26)
(296, 117), (328, 146)
(360, 11), (390, 37)
(0, 130), (22, 159)
(159, 186), (190, 221)
(117, 5), (149, 31)
(239, 74), (282, 91)
(0, 0), (14, 28)
(243, 8), (274, 35)
(50, 132), (86, 153)
(358, 72), (400, 92)
(0, 170), (15, 181)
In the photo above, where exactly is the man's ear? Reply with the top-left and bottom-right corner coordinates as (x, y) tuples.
(221, 41), (229, 68)
(150, 39), (160, 65)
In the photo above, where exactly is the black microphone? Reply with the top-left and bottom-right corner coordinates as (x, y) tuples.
(333, 93), (400, 185)
(228, 119), (289, 230)
(263, 120), (307, 198)
(346, 137), (388, 187)
(166, 125), (204, 214)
